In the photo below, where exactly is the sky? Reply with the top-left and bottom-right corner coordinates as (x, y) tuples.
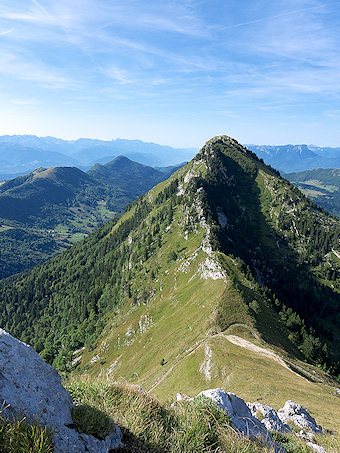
(0, 0), (340, 148)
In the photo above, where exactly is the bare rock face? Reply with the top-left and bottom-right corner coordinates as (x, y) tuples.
(0, 329), (73, 427)
(197, 389), (284, 452)
(247, 401), (291, 433)
(278, 400), (323, 434)
(0, 329), (122, 452)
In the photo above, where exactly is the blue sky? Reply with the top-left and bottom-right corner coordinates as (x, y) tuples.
(0, 0), (340, 147)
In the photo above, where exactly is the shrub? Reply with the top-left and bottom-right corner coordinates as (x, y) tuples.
(71, 404), (115, 439)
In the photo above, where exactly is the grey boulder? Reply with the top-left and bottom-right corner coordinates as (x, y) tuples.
(0, 329), (122, 452)
(197, 389), (284, 452)
(247, 401), (291, 433)
(278, 400), (323, 433)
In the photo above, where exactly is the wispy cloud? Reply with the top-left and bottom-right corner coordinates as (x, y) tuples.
(0, 51), (72, 88)
(0, 0), (340, 145)
(100, 66), (134, 85)
(0, 28), (14, 36)
(9, 97), (40, 106)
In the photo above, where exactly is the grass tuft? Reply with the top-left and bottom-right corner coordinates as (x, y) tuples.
(71, 404), (115, 439)
(0, 407), (53, 453)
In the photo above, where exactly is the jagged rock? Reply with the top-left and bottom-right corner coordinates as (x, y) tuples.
(197, 389), (284, 452)
(247, 401), (291, 433)
(278, 400), (323, 433)
(0, 329), (122, 452)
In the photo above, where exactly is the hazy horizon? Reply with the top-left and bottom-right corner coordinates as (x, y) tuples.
(0, 1), (340, 147)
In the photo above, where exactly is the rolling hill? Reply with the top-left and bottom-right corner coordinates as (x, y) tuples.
(0, 135), (339, 434)
(0, 157), (181, 279)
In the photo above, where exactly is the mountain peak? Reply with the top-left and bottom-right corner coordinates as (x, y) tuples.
(0, 136), (338, 437)
(104, 155), (137, 169)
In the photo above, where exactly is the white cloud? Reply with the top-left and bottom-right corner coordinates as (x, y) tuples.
(100, 66), (134, 85)
(0, 28), (14, 36)
(0, 51), (72, 88)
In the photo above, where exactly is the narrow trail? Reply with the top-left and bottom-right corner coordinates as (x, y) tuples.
(148, 339), (204, 392)
(223, 334), (290, 370)
(148, 324), (309, 392)
(331, 249), (340, 260)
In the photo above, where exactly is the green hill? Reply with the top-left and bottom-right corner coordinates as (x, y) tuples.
(0, 158), (180, 279)
(0, 136), (339, 434)
(286, 168), (340, 218)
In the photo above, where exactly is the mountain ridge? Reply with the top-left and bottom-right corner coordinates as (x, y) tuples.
(0, 135), (339, 432)
(246, 144), (340, 173)
(0, 135), (196, 175)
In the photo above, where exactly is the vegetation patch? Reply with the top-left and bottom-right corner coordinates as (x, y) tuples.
(0, 409), (53, 453)
(67, 379), (276, 452)
(72, 404), (115, 439)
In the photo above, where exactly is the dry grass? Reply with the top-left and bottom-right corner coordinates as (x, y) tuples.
(66, 379), (279, 452)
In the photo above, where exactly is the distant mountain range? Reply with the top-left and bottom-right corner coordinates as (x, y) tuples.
(0, 156), (183, 279)
(246, 144), (340, 173)
(0, 135), (196, 177)
(1, 136), (339, 180)
(286, 168), (340, 218)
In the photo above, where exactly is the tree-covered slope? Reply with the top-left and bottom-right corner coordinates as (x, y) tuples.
(0, 136), (339, 430)
(286, 168), (340, 218)
(0, 157), (180, 279)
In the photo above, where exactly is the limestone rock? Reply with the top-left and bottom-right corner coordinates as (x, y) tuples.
(278, 400), (323, 433)
(306, 442), (327, 453)
(247, 401), (291, 433)
(197, 389), (284, 452)
(0, 329), (122, 452)
(0, 329), (73, 427)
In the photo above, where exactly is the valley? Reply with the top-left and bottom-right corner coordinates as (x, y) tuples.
(286, 168), (340, 218)
(0, 158), (182, 279)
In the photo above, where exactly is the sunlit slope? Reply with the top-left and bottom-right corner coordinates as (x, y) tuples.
(1, 136), (339, 432)
(74, 136), (339, 432)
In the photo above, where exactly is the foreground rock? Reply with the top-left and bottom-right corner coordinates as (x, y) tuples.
(278, 400), (323, 434)
(0, 329), (122, 452)
(197, 389), (284, 452)
(247, 401), (291, 433)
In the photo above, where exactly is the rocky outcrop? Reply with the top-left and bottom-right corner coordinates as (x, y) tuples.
(193, 389), (328, 453)
(247, 401), (291, 433)
(278, 400), (323, 434)
(0, 329), (122, 452)
(197, 389), (284, 452)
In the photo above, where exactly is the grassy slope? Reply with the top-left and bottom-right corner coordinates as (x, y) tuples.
(73, 139), (340, 434)
(0, 160), (180, 279)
